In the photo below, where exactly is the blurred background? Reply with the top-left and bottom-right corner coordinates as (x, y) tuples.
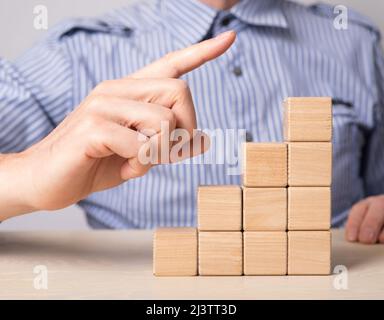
(0, 0), (383, 230)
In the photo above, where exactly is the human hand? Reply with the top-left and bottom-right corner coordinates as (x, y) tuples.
(345, 195), (384, 244)
(1, 31), (236, 217)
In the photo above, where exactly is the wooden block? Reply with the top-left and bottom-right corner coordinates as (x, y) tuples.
(198, 185), (242, 231)
(243, 188), (287, 231)
(288, 142), (332, 186)
(288, 187), (331, 230)
(153, 228), (197, 276)
(242, 143), (287, 187)
(244, 232), (287, 275)
(288, 231), (331, 275)
(284, 97), (332, 142)
(198, 232), (243, 276)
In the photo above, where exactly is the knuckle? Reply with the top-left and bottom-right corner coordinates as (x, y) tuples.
(368, 215), (382, 227)
(351, 200), (367, 213)
(86, 124), (109, 154)
(172, 79), (189, 91)
(346, 218), (359, 228)
(363, 220), (378, 231)
(82, 114), (104, 133)
(128, 162), (151, 179)
(94, 80), (114, 92)
(86, 94), (108, 110)
(164, 51), (180, 76)
(360, 216), (381, 233)
(80, 117), (94, 131)
(88, 126), (103, 143)
(161, 109), (176, 126)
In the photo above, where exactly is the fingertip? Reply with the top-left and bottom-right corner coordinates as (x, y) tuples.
(214, 30), (236, 50)
(120, 158), (151, 180)
(215, 30), (236, 41)
(345, 227), (358, 242)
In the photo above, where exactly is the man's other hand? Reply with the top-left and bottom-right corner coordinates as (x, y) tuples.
(345, 195), (384, 244)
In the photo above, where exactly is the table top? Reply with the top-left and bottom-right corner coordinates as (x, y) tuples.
(0, 229), (383, 299)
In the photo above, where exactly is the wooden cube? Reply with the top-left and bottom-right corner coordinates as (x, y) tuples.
(198, 185), (242, 231)
(288, 142), (332, 186)
(199, 232), (243, 276)
(288, 187), (331, 230)
(284, 97), (332, 142)
(244, 232), (287, 275)
(242, 143), (287, 187)
(153, 228), (197, 276)
(288, 231), (331, 275)
(243, 188), (287, 231)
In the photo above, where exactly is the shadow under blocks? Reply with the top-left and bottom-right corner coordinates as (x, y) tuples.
(153, 97), (333, 276)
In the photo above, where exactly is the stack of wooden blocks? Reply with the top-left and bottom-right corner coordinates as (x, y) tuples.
(154, 97), (332, 276)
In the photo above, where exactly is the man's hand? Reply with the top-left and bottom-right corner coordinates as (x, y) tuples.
(345, 195), (384, 244)
(0, 31), (236, 220)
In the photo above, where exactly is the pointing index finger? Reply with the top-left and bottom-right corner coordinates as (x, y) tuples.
(131, 30), (236, 79)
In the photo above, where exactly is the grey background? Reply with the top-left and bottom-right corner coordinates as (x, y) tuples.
(0, 0), (383, 230)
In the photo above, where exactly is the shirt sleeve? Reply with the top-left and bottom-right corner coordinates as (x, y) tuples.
(0, 34), (73, 153)
(362, 40), (384, 196)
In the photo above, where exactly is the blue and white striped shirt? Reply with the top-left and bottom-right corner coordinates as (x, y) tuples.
(1, 0), (384, 228)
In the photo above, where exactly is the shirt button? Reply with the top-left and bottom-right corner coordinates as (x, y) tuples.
(246, 132), (253, 142)
(233, 66), (242, 77)
(221, 16), (232, 27)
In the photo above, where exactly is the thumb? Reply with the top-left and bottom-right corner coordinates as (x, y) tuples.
(130, 30), (236, 79)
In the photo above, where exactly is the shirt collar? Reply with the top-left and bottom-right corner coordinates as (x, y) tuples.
(163, 0), (217, 48)
(163, 0), (288, 47)
(230, 0), (288, 29)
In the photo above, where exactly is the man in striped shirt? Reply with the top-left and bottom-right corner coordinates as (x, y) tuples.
(0, 0), (383, 244)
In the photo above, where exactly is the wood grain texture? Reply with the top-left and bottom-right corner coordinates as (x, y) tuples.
(198, 185), (242, 231)
(288, 187), (331, 230)
(243, 188), (287, 231)
(2, 230), (384, 299)
(288, 142), (332, 186)
(288, 231), (331, 275)
(244, 232), (287, 275)
(242, 143), (287, 187)
(153, 228), (197, 276)
(198, 232), (243, 276)
(284, 97), (332, 142)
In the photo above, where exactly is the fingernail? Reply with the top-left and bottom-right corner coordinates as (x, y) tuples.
(361, 228), (376, 243)
(215, 30), (235, 41)
(347, 228), (357, 242)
